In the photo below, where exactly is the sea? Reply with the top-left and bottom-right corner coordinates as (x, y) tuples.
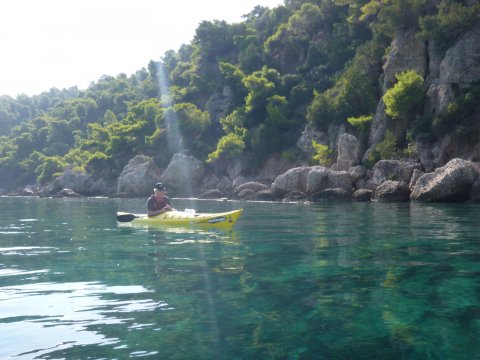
(1, 196), (479, 359)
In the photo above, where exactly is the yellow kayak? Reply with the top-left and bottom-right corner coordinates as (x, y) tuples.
(117, 209), (243, 228)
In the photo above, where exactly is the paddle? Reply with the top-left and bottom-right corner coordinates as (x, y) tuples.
(116, 213), (138, 222)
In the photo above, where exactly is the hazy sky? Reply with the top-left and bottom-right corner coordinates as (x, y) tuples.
(0, 0), (284, 97)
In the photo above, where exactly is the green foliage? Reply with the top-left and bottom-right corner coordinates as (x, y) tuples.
(383, 70), (424, 120)
(419, 2), (480, 51)
(360, 0), (426, 37)
(307, 41), (381, 128)
(347, 114), (372, 128)
(410, 81), (480, 143)
(1, 0), (479, 190)
(35, 156), (66, 184)
(367, 130), (416, 166)
(207, 132), (246, 163)
(311, 140), (334, 166)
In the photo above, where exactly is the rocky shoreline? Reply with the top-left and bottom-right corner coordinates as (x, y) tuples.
(4, 155), (479, 204)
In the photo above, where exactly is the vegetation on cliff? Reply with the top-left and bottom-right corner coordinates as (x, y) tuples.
(0, 0), (479, 189)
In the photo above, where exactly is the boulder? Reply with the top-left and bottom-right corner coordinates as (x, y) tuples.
(306, 166), (353, 195)
(58, 188), (81, 197)
(373, 181), (411, 202)
(310, 188), (352, 202)
(161, 153), (205, 197)
(255, 190), (276, 201)
(117, 155), (162, 196)
(283, 191), (309, 202)
(199, 189), (224, 199)
(411, 158), (477, 202)
(469, 176), (480, 202)
(199, 173), (233, 197)
(55, 168), (111, 196)
(353, 189), (374, 202)
(372, 160), (422, 186)
(409, 169), (424, 190)
(272, 167), (311, 197)
(333, 133), (360, 171)
(233, 182), (269, 197)
(349, 165), (367, 183)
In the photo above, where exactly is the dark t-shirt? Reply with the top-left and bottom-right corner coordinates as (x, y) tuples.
(146, 194), (172, 212)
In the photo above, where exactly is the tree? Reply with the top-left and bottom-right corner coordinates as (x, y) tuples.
(383, 70), (424, 121)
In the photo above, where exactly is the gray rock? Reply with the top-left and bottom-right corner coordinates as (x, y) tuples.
(233, 182), (269, 196)
(353, 189), (373, 202)
(255, 190), (275, 201)
(272, 167), (311, 197)
(54, 168), (111, 196)
(409, 169), (424, 190)
(349, 165), (367, 183)
(58, 188), (81, 197)
(117, 155), (162, 196)
(199, 189), (224, 199)
(372, 160), (422, 186)
(373, 181), (411, 202)
(310, 188), (352, 202)
(283, 191), (308, 202)
(333, 133), (360, 171)
(297, 123), (345, 160)
(411, 158), (477, 202)
(306, 166), (353, 195)
(161, 153), (205, 197)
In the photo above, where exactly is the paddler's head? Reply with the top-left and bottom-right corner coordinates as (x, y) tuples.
(154, 182), (167, 194)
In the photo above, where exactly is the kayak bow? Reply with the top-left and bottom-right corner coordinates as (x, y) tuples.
(117, 208), (242, 228)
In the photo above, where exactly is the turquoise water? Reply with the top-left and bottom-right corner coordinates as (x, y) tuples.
(0, 197), (479, 359)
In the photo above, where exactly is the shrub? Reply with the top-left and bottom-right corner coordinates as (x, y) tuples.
(383, 70), (424, 120)
(311, 140), (334, 166)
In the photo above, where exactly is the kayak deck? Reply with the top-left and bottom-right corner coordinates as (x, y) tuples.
(117, 209), (243, 228)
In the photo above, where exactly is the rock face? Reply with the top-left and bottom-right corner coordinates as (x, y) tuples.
(297, 123), (345, 160)
(410, 158), (478, 202)
(117, 156), (162, 196)
(367, 30), (428, 154)
(306, 167), (353, 194)
(54, 168), (111, 196)
(333, 133), (360, 171)
(372, 160), (422, 186)
(160, 152), (205, 197)
(426, 23), (480, 113)
(272, 167), (311, 197)
(373, 181), (410, 202)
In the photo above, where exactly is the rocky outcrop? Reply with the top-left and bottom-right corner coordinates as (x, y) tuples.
(372, 160), (422, 186)
(297, 123), (345, 160)
(117, 155), (161, 196)
(426, 23), (480, 113)
(233, 182), (269, 200)
(310, 188), (352, 202)
(272, 167), (311, 197)
(54, 168), (111, 196)
(353, 189), (374, 202)
(161, 152), (205, 197)
(306, 166), (353, 195)
(373, 181), (410, 202)
(333, 133), (360, 171)
(411, 158), (478, 202)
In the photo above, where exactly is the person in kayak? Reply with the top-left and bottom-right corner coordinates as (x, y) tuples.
(146, 182), (174, 216)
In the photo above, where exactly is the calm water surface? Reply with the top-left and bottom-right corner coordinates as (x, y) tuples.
(0, 197), (479, 359)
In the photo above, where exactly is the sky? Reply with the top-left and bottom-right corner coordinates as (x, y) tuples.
(0, 0), (284, 98)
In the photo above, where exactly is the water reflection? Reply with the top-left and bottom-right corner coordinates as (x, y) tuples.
(0, 282), (169, 359)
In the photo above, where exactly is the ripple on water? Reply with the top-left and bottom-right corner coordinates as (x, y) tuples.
(0, 282), (172, 359)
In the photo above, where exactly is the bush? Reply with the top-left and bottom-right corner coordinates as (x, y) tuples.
(207, 132), (246, 163)
(383, 70), (424, 120)
(311, 140), (334, 166)
(419, 2), (480, 51)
